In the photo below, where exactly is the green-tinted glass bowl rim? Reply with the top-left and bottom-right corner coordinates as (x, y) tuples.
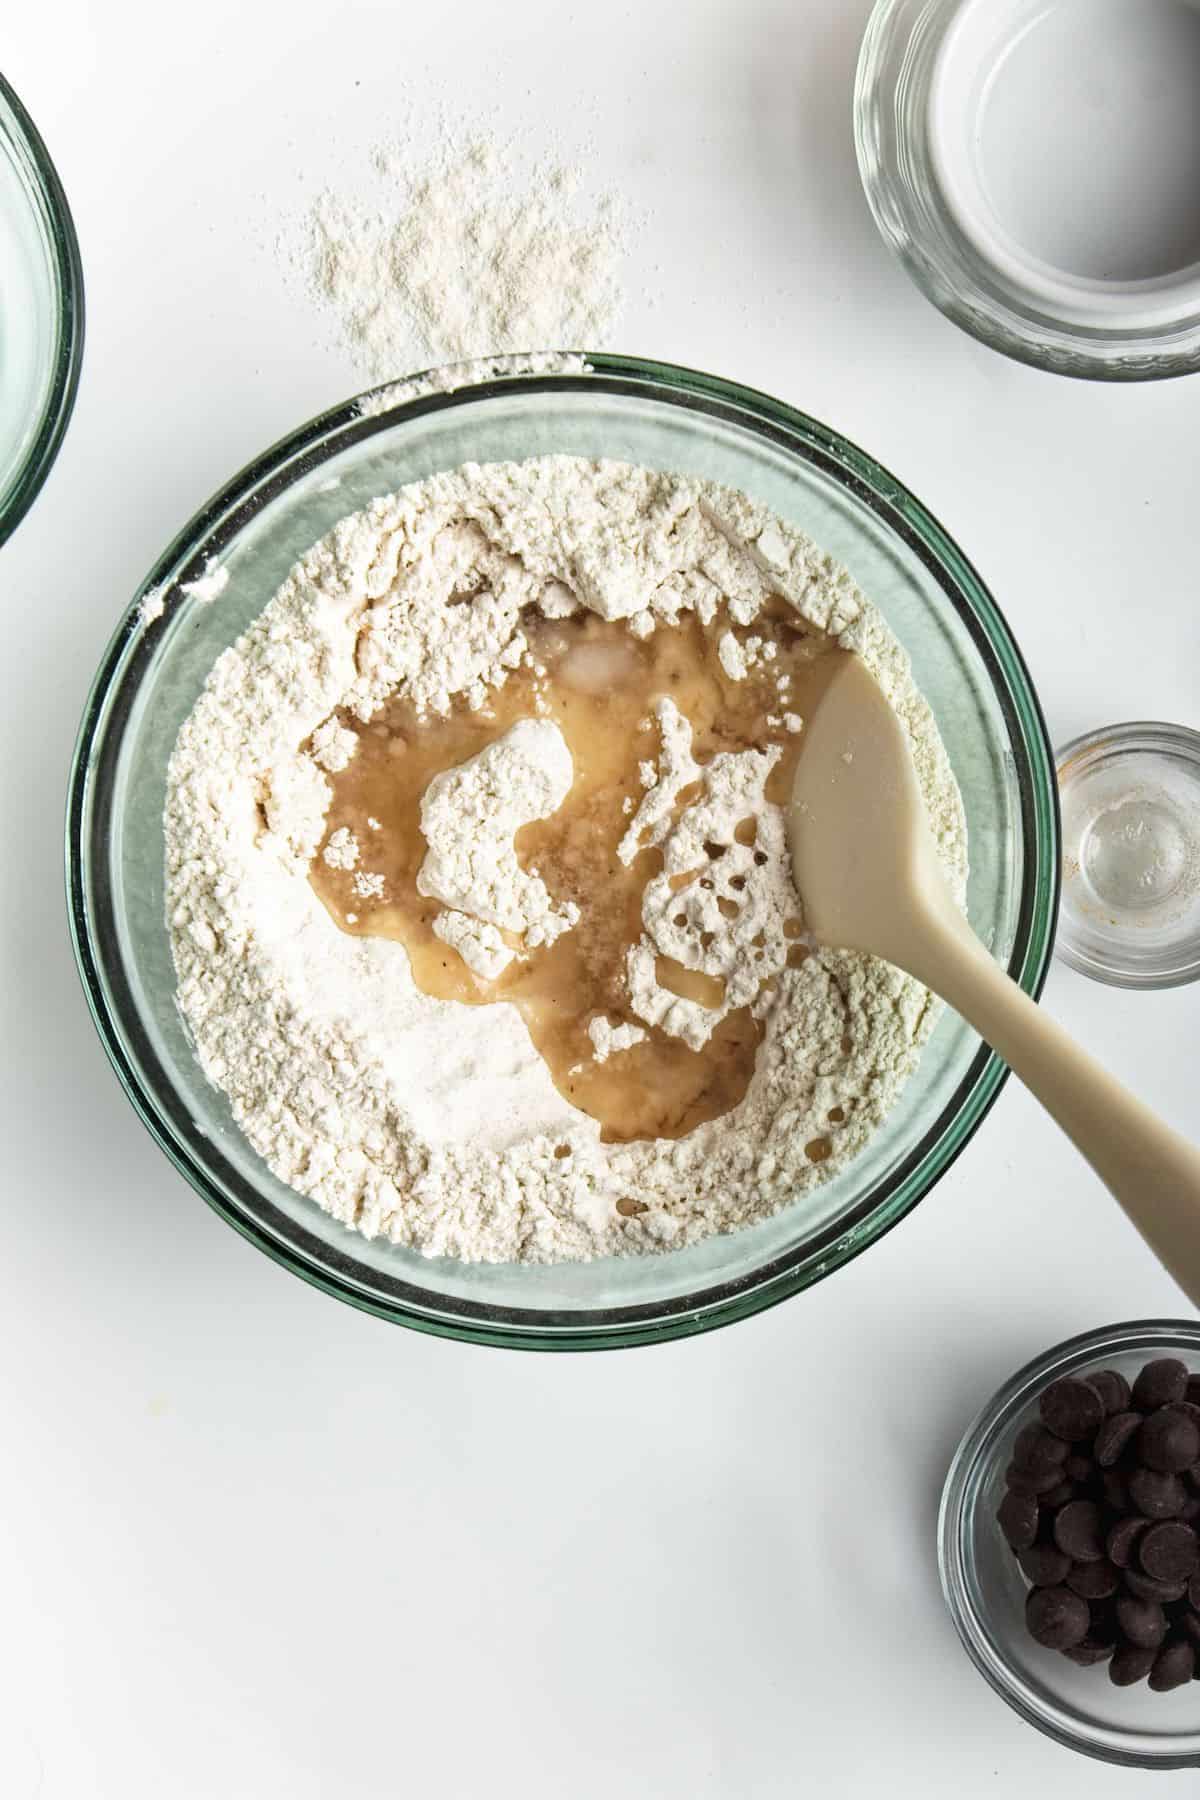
(0, 70), (85, 546)
(65, 353), (1060, 1351)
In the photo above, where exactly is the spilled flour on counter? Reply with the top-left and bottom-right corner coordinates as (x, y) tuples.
(165, 457), (967, 1264)
(291, 135), (627, 379)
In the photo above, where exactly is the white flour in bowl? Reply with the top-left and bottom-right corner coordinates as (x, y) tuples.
(164, 457), (967, 1264)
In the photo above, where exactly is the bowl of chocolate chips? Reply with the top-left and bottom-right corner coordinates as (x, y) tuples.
(940, 1321), (1200, 1768)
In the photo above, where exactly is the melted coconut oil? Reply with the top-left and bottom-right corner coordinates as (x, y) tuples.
(309, 605), (847, 1143)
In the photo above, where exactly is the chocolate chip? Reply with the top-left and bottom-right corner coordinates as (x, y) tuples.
(1013, 1423), (1070, 1474)
(1116, 1594), (1168, 1649)
(1123, 1567), (1188, 1604)
(1044, 1479), (1080, 1508)
(1041, 1376), (1105, 1442)
(1005, 1460), (1066, 1497)
(1129, 1468), (1187, 1519)
(998, 1489), (1038, 1550)
(1063, 1638), (1114, 1666)
(1109, 1643), (1157, 1686)
(1067, 1559), (1119, 1600)
(1102, 1470), (1130, 1512)
(1089, 1369), (1132, 1415)
(1026, 1586), (1090, 1650)
(1095, 1411), (1144, 1468)
(1018, 1543), (1072, 1587)
(1140, 1521), (1200, 1582)
(1149, 1641), (1195, 1692)
(1086, 1601), (1119, 1649)
(1054, 1500), (1105, 1562)
(1107, 1515), (1149, 1569)
(1139, 1409), (1200, 1473)
(1132, 1359), (1189, 1410)
(1014, 1359), (1200, 1695)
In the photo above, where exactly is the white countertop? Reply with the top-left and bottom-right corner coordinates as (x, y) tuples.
(3, 2), (1197, 1793)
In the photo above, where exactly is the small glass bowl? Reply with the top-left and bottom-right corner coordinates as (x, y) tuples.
(940, 1320), (1200, 1769)
(1055, 723), (1200, 990)
(0, 72), (84, 544)
(855, 0), (1200, 381)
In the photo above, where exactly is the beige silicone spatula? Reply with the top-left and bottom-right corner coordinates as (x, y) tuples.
(788, 653), (1200, 1307)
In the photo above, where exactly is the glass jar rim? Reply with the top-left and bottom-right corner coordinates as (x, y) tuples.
(855, 0), (1200, 381)
(0, 71), (85, 544)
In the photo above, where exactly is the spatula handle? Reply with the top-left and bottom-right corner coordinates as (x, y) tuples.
(906, 918), (1200, 1307)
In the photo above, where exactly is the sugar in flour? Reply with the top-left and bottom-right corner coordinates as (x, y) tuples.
(164, 457), (967, 1264)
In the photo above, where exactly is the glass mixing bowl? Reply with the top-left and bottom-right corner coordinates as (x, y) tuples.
(66, 356), (1059, 1349)
(0, 72), (84, 543)
(940, 1320), (1200, 1767)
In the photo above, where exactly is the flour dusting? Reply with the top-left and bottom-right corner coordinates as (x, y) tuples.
(290, 135), (626, 379)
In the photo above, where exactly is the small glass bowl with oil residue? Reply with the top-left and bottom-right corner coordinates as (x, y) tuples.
(1056, 723), (1200, 990)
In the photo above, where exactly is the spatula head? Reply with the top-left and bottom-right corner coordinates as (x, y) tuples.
(786, 654), (948, 961)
